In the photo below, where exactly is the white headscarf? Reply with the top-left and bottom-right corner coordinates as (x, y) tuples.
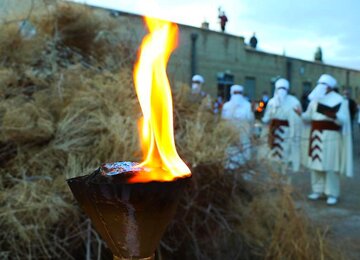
(308, 74), (337, 101)
(222, 85), (249, 120)
(191, 74), (204, 94)
(272, 78), (289, 107)
(229, 85), (246, 104)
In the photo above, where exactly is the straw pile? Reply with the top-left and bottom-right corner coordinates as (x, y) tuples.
(0, 2), (344, 259)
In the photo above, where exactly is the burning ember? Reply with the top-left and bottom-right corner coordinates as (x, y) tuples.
(67, 16), (191, 260)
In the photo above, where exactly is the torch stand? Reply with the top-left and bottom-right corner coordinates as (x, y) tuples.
(67, 167), (189, 260)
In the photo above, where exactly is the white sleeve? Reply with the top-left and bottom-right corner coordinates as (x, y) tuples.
(245, 103), (255, 122)
(221, 103), (232, 120)
(262, 102), (273, 124)
(288, 100), (303, 172)
(334, 99), (348, 126)
(301, 101), (316, 121)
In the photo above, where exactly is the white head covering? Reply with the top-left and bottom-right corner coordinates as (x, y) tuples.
(191, 75), (204, 94)
(222, 85), (249, 120)
(318, 74), (337, 88)
(275, 78), (290, 90)
(230, 84), (244, 95)
(308, 74), (337, 101)
(272, 78), (289, 107)
(229, 85), (245, 104)
(192, 74), (204, 83)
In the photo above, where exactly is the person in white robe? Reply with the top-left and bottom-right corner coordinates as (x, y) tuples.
(296, 74), (353, 205)
(222, 85), (254, 169)
(191, 74), (206, 96)
(190, 74), (212, 111)
(262, 78), (302, 180)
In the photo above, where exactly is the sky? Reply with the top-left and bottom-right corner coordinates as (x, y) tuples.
(71, 0), (360, 70)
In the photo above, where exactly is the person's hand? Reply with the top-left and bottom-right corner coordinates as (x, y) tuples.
(293, 107), (302, 116)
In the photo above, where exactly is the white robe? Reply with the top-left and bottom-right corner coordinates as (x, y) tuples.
(262, 94), (302, 171)
(301, 91), (353, 177)
(222, 96), (254, 168)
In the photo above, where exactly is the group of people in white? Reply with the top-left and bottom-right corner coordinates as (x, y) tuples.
(191, 74), (353, 206)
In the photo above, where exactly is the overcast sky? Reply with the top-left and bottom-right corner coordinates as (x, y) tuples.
(72, 0), (360, 70)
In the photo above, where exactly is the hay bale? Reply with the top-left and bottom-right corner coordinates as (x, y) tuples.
(0, 174), (80, 259)
(0, 68), (18, 98)
(0, 23), (45, 66)
(2, 101), (54, 144)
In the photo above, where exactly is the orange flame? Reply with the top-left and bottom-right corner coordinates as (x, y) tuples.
(131, 17), (191, 183)
(256, 101), (265, 112)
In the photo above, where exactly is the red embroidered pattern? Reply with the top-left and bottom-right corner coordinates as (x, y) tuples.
(309, 120), (341, 162)
(269, 119), (289, 159)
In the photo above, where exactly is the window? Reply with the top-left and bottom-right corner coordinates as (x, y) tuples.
(244, 77), (256, 101)
(217, 72), (234, 101)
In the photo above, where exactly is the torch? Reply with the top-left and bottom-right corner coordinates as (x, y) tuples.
(67, 17), (191, 260)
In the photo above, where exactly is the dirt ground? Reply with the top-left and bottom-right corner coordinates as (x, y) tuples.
(291, 124), (360, 259)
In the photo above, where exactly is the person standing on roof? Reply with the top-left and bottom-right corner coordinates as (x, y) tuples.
(218, 7), (228, 32)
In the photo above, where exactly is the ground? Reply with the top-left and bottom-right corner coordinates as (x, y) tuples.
(292, 125), (360, 259)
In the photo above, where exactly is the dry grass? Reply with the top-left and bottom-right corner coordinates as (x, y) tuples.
(0, 2), (346, 260)
(0, 23), (45, 66)
(236, 181), (342, 260)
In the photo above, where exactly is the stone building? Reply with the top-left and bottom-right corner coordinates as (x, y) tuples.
(96, 8), (360, 100)
(3, 1), (360, 102)
(108, 9), (360, 102)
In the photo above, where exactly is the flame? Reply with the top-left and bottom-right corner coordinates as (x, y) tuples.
(131, 17), (191, 183)
(256, 101), (265, 112)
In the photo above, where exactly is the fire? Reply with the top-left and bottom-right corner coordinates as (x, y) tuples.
(131, 17), (191, 183)
(256, 101), (265, 112)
